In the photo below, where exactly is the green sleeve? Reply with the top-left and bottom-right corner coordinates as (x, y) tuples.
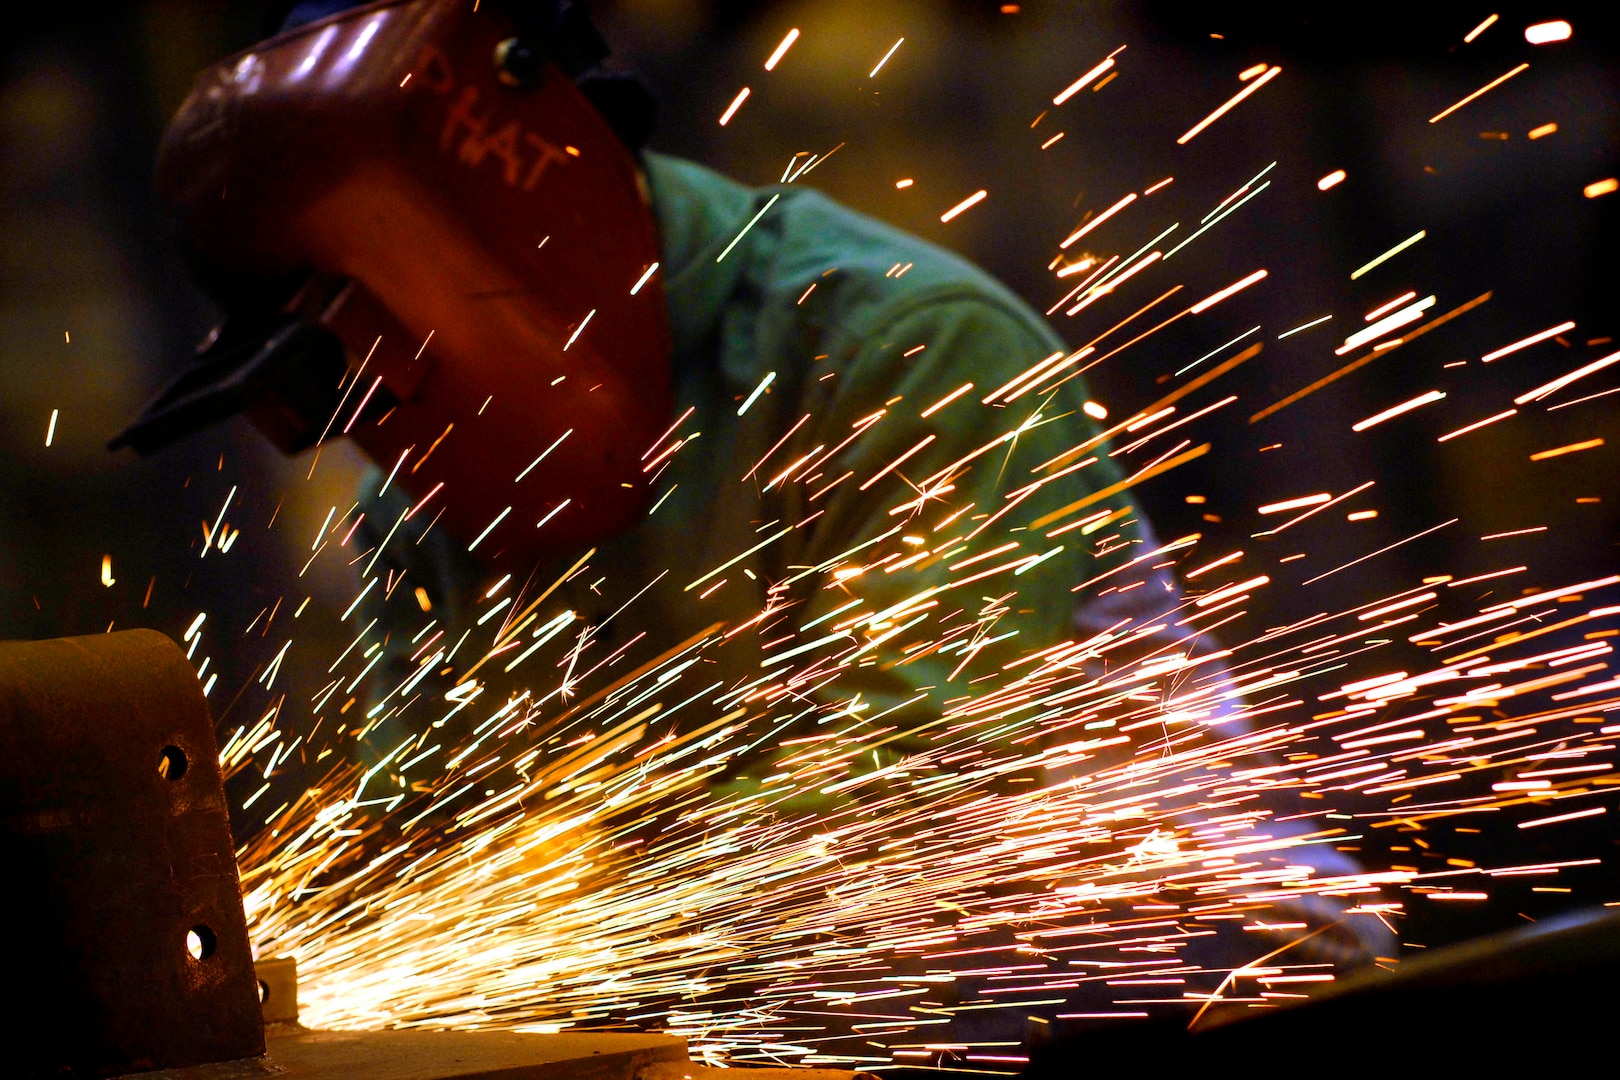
(762, 293), (1146, 773)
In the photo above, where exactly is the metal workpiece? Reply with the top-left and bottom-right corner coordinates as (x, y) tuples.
(0, 629), (263, 1078)
(254, 956), (300, 1026)
(126, 1030), (691, 1080)
(639, 1065), (874, 1080)
(1022, 907), (1620, 1073)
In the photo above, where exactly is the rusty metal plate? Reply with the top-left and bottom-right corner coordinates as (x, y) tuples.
(255, 956), (300, 1026)
(0, 630), (263, 1077)
(124, 1031), (690, 1080)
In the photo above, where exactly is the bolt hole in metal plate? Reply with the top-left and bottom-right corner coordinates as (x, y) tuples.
(187, 925), (218, 961)
(254, 956), (299, 1025)
(159, 745), (188, 781)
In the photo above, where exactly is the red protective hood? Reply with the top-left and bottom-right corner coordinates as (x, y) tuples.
(156, 0), (671, 568)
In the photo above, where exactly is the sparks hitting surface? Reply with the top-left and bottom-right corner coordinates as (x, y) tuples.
(146, 14), (1618, 1074)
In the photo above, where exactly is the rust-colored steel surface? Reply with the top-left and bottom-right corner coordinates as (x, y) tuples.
(0, 630), (262, 1078)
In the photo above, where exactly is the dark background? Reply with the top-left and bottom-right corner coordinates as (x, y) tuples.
(2, 1), (1616, 951)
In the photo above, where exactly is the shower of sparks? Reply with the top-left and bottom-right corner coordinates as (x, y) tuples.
(232, 494), (1620, 1066)
(93, 18), (1618, 1076)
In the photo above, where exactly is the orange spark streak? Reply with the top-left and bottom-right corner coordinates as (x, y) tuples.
(764, 29), (799, 70)
(1429, 64), (1529, 124)
(1463, 14), (1498, 43)
(1530, 438), (1604, 461)
(1514, 350), (1620, 404)
(1352, 390), (1446, 432)
(983, 351), (1071, 403)
(1365, 291), (1418, 321)
(1053, 57), (1116, 104)
(718, 87), (750, 126)
(1259, 493), (1331, 515)
(860, 436), (937, 491)
(1030, 444), (1209, 530)
(742, 413), (812, 481)
(941, 190), (988, 222)
(1061, 193), (1135, 248)
(1438, 409), (1517, 442)
(1189, 269), (1268, 314)
(869, 38), (904, 78)
(1066, 253), (1160, 314)
(1250, 292), (1492, 422)
(921, 383), (975, 418)
(1482, 321), (1575, 361)
(1177, 66), (1281, 144)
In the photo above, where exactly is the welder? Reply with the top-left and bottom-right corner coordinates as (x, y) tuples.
(128, 0), (1156, 788)
(119, 0), (1391, 1043)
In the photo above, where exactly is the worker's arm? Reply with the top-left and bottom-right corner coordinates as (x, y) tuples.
(724, 291), (1163, 798)
(729, 294), (1394, 964)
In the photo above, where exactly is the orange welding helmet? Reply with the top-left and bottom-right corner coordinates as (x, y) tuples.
(112, 0), (671, 568)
